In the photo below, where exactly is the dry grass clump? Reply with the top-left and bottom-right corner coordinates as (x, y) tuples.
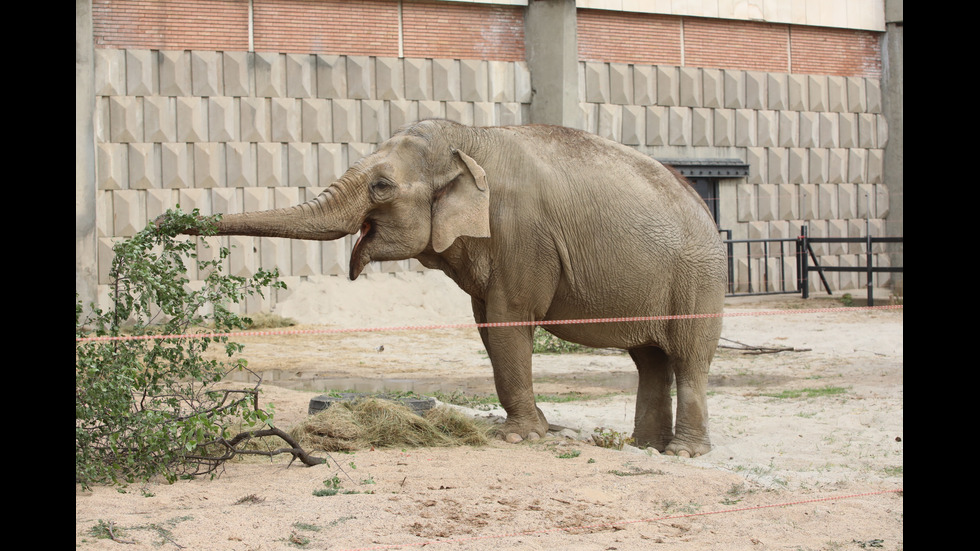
(290, 398), (494, 452)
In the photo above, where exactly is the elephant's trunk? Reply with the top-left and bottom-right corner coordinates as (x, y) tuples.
(207, 172), (367, 241)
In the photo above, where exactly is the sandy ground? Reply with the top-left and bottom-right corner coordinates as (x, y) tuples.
(75, 273), (903, 550)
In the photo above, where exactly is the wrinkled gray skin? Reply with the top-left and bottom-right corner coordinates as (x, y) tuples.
(201, 120), (727, 457)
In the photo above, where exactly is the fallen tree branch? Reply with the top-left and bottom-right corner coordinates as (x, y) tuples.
(719, 337), (811, 355)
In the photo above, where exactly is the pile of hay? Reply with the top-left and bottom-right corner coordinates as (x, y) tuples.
(290, 398), (494, 452)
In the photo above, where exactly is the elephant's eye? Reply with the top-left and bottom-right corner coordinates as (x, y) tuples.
(370, 179), (396, 202)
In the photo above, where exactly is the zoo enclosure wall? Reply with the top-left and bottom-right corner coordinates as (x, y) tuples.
(77, 0), (902, 314)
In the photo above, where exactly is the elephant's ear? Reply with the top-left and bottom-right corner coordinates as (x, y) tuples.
(431, 150), (491, 253)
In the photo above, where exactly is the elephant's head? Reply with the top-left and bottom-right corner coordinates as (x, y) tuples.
(204, 120), (491, 279)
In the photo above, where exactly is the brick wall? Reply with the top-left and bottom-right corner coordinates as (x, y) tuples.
(402, 0), (524, 61)
(252, 0), (400, 56)
(93, 0), (249, 51)
(578, 9), (682, 66)
(683, 17), (789, 74)
(791, 26), (882, 78)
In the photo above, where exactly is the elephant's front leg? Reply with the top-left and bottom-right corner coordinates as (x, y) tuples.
(472, 299), (550, 442)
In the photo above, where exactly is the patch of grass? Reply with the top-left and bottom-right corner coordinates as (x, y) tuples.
(608, 467), (664, 477)
(591, 427), (635, 450)
(882, 465), (903, 477)
(292, 522), (321, 532)
(246, 312), (298, 328)
(762, 386), (849, 399)
(557, 449), (582, 459)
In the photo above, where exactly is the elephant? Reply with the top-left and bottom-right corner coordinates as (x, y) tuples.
(192, 119), (728, 457)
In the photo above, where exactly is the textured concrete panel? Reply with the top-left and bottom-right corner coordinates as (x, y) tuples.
(807, 219), (828, 256)
(584, 62), (608, 103)
(417, 100), (444, 121)
(808, 148), (828, 184)
(112, 189), (143, 237)
(317, 143), (344, 185)
(145, 189), (179, 222)
(97, 236), (119, 283)
(668, 107), (690, 146)
(766, 73), (787, 110)
(143, 96), (176, 142)
(445, 102), (473, 126)
(798, 111), (818, 148)
(316, 55), (347, 99)
(609, 63), (632, 105)
(866, 78), (882, 113)
(498, 103), (523, 126)
(375, 57), (403, 100)
(692, 108), (712, 146)
(208, 97), (238, 142)
(255, 52), (285, 98)
(808, 75), (827, 112)
(745, 71), (766, 110)
(702, 68), (723, 108)
(176, 97), (207, 142)
(748, 220), (769, 257)
(745, 147), (766, 186)
(645, 106), (668, 146)
(856, 183), (875, 220)
(716, 108), (736, 146)
(799, 183), (817, 220)
(193, 143), (224, 188)
(737, 182), (757, 222)
(127, 143), (158, 189)
(228, 237), (256, 282)
(515, 62), (532, 104)
(177, 188), (211, 215)
(777, 111), (797, 147)
(778, 184), (798, 220)
(756, 110), (777, 147)
(242, 187), (271, 212)
(633, 65), (656, 105)
(475, 103), (497, 127)
(828, 148), (847, 183)
(109, 96), (142, 143)
(360, 99), (387, 142)
(817, 184), (838, 220)
(787, 73), (807, 111)
(723, 69), (744, 109)
(161, 143), (191, 189)
(226, 142), (256, 187)
(222, 51), (251, 97)
(95, 48), (126, 96)
(125, 49), (155, 96)
(819, 112), (838, 148)
(867, 149), (884, 184)
(679, 67), (702, 107)
(846, 77), (866, 113)
(857, 113), (876, 148)
(827, 219), (848, 255)
(240, 97), (270, 142)
(348, 143), (375, 166)
(345, 56), (373, 100)
(97, 143), (127, 190)
(210, 187), (240, 215)
(876, 114), (888, 149)
(301, 98), (333, 143)
(191, 51), (221, 97)
(580, 103), (597, 135)
(487, 61), (517, 102)
(788, 148), (807, 184)
(256, 143), (284, 187)
(321, 240), (347, 276)
(291, 239), (320, 276)
(271, 98), (302, 143)
(159, 50), (191, 97)
(260, 236), (291, 275)
(828, 76), (846, 112)
(460, 60), (488, 102)
(286, 54), (314, 98)
(847, 149), (867, 184)
(621, 105), (644, 145)
(432, 59), (460, 102)
(838, 112), (857, 148)
(388, 100), (418, 134)
(288, 143), (316, 187)
(767, 148), (788, 185)
(874, 185), (890, 220)
(596, 104), (621, 142)
(404, 58), (432, 101)
(757, 184), (777, 221)
(657, 66), (678, 106)
(838, 183), (857, 219)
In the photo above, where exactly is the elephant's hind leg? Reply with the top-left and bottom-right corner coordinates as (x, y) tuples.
(630, 346), (675, 452)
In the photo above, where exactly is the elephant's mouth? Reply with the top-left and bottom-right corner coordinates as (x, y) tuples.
(350, 219), (375, 279)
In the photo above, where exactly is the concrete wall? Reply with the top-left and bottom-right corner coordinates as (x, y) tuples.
(78, 0), (899, 313)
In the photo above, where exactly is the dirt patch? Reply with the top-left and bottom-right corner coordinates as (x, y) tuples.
(76, 276), (903, 550)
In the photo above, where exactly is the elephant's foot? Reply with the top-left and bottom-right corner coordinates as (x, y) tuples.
(632, 430), (674, 453)
(498, 408), (550, 443)
(663, 436), (711, 458)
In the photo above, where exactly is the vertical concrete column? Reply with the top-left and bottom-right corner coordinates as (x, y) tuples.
(76, 0), (97, 311)
(524, 0), (581, 129)
(882, 0), (903, 293)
